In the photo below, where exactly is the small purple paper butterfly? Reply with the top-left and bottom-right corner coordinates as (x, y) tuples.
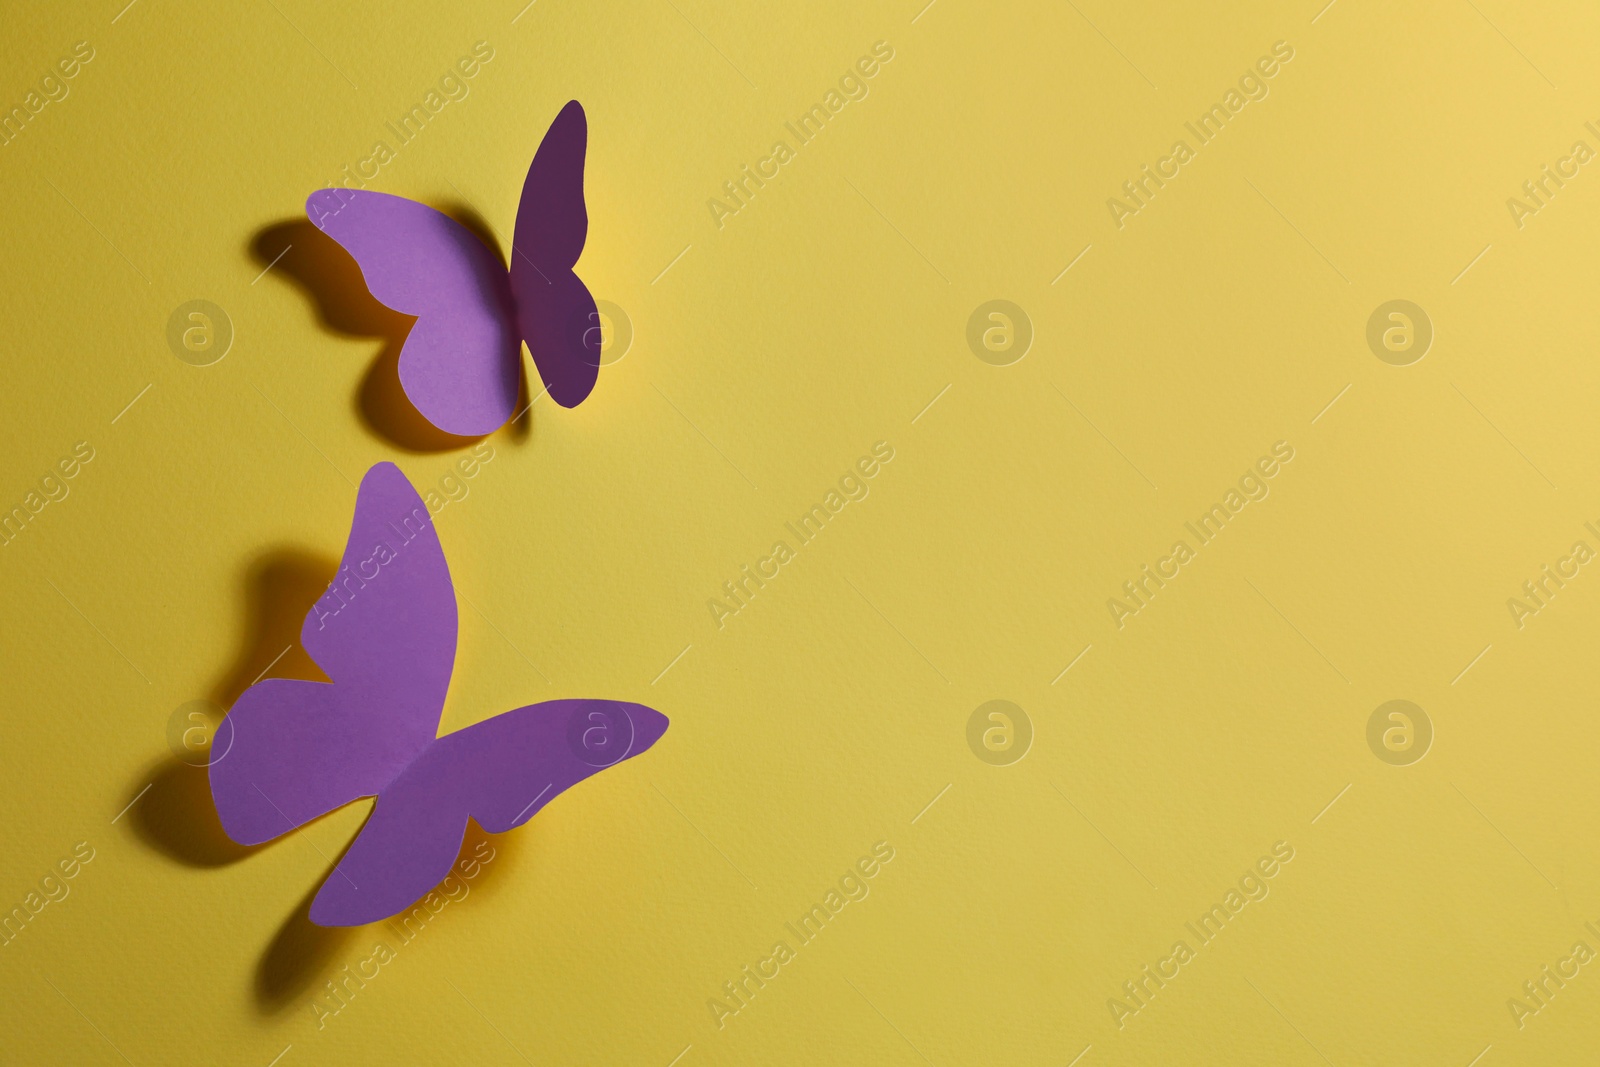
(209, 462), (667, 926)
(307, 100), (600, 437)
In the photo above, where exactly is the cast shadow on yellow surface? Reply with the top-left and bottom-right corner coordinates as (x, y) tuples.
(126, 548), (337, 867)
(256, 819), (526, 1013)
(126, 760), (256, 866)
(212, 547), (336, 710)
(250, 207), (532, 453)
(256, 868), (359, 1012)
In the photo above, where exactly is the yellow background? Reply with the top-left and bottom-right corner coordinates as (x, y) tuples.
(3, 0), (1599, 1063)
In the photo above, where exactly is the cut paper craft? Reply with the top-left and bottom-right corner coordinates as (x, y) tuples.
(307, 100), (600, 436)
(209, 462), (667, 926)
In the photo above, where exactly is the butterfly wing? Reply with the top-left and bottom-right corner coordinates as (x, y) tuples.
(509, 100), (602, 409)
(210, 463), (456, 845)
(308, 700), (668, 925)
(307, 189), (521, 436)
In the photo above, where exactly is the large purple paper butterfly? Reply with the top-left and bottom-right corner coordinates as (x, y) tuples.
(306, 100), (600, 437)
(209, 462), (667, 926)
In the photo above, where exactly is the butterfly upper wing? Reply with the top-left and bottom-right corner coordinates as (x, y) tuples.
(307, 189), (521, 436)
(308, 700), (668, 926)
(509, 100), (602, 409)
(210, 463), (456, 845)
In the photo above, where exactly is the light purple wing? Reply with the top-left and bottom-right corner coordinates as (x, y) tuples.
(210, 463), (456, 845)
(309, 700), (668, 926)
(308, 189), (520, 436)
(509, 100), (601, 409)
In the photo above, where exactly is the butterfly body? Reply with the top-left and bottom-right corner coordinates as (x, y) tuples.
(307, 100), (600, 436)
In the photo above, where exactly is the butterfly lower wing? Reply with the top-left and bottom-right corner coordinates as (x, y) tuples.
(510, 100), (601, 409)
(308, 189), (520, 436)
(309, 700), (668, 926)
(210, 463), (456, 845)
(307, 771), (471, 927)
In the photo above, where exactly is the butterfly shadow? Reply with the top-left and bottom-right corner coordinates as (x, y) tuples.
(126, 547), (336, 868)
(255, 838), (363, 1014)
(255, 818), (529, 1013)
(212, 545), (335, 710)
(251, 216), (531, 454)
(123, 758), (256, 867)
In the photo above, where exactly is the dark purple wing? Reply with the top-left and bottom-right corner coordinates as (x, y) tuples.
(509, 100), (601, 409)
(308, 700), (668, 926)
(210, 463), (456, 845)
(307, 189), (521, 436)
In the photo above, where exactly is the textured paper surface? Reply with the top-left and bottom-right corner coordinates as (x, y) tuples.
(6, 1), (1600, 1064)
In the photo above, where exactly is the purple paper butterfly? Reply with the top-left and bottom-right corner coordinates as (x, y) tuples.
(307, 100), (600, 437)
(209, 462), (667, 926)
